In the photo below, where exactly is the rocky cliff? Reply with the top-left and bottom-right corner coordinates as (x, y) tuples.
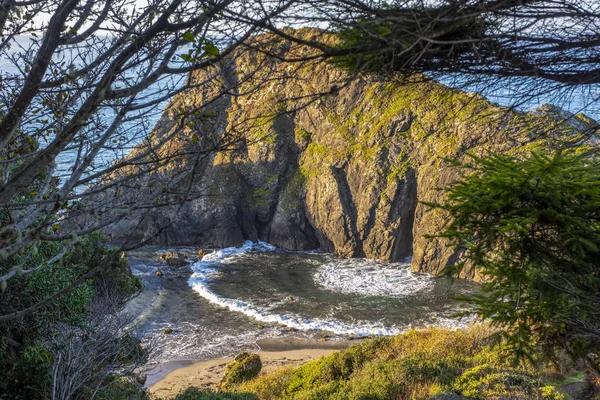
(105, 31), (596, 279)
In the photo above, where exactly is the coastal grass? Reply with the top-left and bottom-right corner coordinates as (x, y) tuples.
(175, 325), (588, 400)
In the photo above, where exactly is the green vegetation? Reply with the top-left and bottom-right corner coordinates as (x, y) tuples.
(221, 352), (263, 389)
(427, 150), (600, 369)
(178, 326), (583, 399)
(332, 17), (397, 73)
(176, 387), (258, 400)
(295, 127), (313, 142)
(0, 232), (145, 399)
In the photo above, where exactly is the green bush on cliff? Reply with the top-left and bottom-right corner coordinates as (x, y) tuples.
(454, 365), (564, 400)
(208, 326), (572, 400)
(426, 150), (600, 368)
(92, 375), (150, 400)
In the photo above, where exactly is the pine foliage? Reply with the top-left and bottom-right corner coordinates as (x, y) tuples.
(428, 150), (600, 366)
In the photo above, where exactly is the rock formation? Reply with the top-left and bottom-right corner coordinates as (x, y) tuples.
(103, 30), (597, 279)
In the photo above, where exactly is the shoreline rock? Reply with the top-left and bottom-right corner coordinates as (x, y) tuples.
(101, 31), (598, 281)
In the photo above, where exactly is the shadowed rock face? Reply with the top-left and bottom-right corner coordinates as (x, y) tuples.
(104, 31), (596, 280)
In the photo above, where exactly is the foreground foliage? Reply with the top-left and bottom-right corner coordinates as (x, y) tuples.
(427, 150), (600, 367)
(177, 326), (583, 400)
(0, 232), (145, 399)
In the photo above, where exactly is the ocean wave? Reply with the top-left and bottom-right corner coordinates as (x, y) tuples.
(142, 321), (265, 361)
(187, 241), (470, 336)
(200, 240), (276, 262)
(313, 258), (434, 298)
(188, 241), (402, 336)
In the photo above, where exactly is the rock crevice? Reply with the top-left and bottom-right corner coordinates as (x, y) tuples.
(104, 33), (597, 279)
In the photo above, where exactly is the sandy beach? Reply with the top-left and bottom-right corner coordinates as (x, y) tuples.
(148, 337), (358, 399)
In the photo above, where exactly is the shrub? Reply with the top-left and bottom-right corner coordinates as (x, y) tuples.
(285, 340), (387, 396)
(428, 150), (600, 365)
(453, 365), (565, 399)
(221, 352), (263, 389)
(237, 366), (294, 400)
(176, 387), (258, 400)
(93, 376), (149, 400)
(0, 232), (143, 399)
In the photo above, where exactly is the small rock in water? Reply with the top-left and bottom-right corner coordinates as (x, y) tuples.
(257, 324), (265, 329)
(160, 251), (189, 266)
(162, 328), (173, 334)
(135, 374), (147, 385)
(176, 274), (183, 278)
(287, 296), (294, 301)
(197, 249), (210, 257)
(320, 335), (330, 341)
(156, 270), (163, 277)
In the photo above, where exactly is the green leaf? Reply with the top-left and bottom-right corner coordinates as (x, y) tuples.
(182, 31), (195, 42)
(180, 53), (194, 62)
(203, 41), (219, 57)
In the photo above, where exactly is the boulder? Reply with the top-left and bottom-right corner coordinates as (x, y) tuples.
(220, 352), (262, 389)
(197, 249), (211, 257)
(135, 374), (147, 385)
(160, 251), (189, 266)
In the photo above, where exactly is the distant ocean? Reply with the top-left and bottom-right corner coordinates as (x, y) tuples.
(0, 35), (177, 184)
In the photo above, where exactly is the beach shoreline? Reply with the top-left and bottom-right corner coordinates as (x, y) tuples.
(147, 336), (359, 399)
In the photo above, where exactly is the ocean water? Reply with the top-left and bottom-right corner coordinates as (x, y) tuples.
(127, 242), (477, 363)
(0, 35), (179, 184)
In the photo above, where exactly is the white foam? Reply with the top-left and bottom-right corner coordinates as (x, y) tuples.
(313, 258), (434, 298)
(188, 241), (403, 336)
(188, 241), (470, 336)
(201, 240), (262, 262)
(189, 277), (402, 336)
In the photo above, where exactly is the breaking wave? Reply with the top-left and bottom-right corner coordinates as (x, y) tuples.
(188, 241), (471, 336)
(313, 258), (434, 298)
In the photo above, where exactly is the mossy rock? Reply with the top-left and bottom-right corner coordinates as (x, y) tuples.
(220, 352), (262, 389)
(160, 251), (189, 266)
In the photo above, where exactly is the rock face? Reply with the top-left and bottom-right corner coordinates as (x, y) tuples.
(105, 31), (596, 279)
